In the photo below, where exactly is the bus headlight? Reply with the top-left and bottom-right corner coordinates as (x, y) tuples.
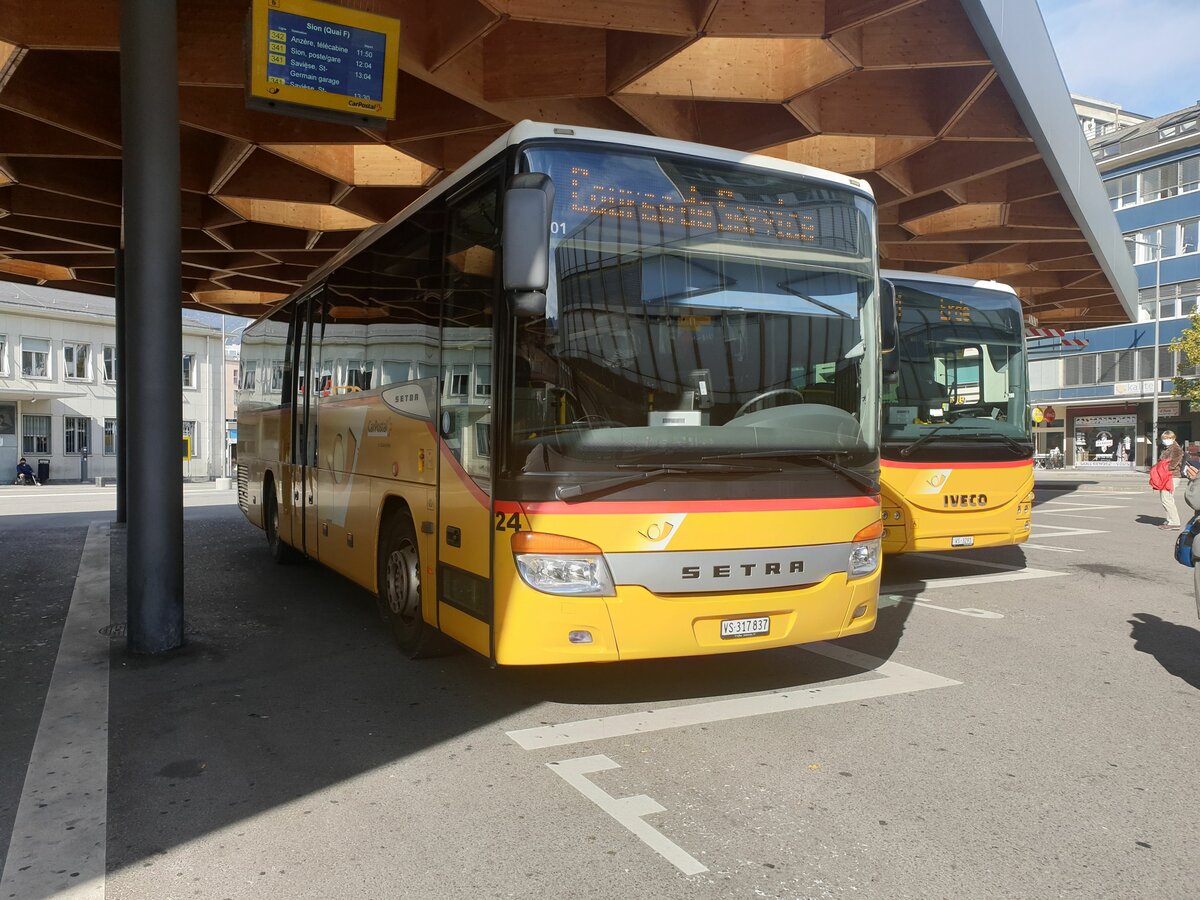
(848, 520), (884, 578)
(511, 532), (616, 597)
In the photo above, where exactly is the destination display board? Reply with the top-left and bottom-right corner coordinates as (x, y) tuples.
(247, 0), (400, 126)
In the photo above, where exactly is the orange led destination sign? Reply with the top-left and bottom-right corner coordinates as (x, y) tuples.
(247, 0), (400, 126)
(567, 166), (819, 243)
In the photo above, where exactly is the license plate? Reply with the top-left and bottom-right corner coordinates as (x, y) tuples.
(720, 616), (770, 639)
(951, 536), (975, 547)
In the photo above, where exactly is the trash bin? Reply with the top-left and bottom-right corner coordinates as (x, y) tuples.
(37, 459), (50, 483)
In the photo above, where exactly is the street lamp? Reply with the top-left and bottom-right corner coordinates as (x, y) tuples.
(1125, 234), (1163, 467)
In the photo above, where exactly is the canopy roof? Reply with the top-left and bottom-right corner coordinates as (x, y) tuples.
(0, 0), (1137, 324)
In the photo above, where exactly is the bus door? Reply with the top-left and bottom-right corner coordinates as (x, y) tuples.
(289, 289), (324, 559)
(435, 177), (500, 656)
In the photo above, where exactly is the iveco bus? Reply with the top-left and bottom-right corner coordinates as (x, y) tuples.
(237, 121), (890, 664)
(879, 270), (1034, 554)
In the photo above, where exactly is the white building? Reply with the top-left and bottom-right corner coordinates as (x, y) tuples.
(0, 285), (227, 483)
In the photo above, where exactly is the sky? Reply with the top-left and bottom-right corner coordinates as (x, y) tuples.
(1040, 0), (1200, 117)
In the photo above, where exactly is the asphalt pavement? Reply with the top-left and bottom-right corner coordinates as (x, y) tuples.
(1, 479), (1197, 899)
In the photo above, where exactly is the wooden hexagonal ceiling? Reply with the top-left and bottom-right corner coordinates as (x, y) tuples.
(0, 0), (1132, 324)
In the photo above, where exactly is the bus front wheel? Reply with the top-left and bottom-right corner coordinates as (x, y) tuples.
(377, 514), (440, 657)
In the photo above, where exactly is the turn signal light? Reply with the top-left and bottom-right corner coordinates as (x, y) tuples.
(853, 520), (885, 542)
(511, 532), (603, 554)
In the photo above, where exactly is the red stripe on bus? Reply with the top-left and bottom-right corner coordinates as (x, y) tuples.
(495, 496), (878, 515)
(881, 459), (1033, 470)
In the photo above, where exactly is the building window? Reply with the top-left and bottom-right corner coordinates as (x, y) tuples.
(21, 337), (50, 378)
(448, 365), (469, 397)
(183, 353), (196, 389)
(475, 420), (491, 458)
(104, 418), (116, 455)
(64, 342), (91, 381)
(241, 360), (257, 391)
(183, 420), (199, 458)
(1136, 346), (1176, 381)
(64, 416), (91, 455)
(0, 334), (7, 375)
(474, 364), (491, 397)
(102, 345), (116, 382)
(22, 415), (50, 454)
(1064, 353), (1101, 387)
(1106, 174), (1137, 210)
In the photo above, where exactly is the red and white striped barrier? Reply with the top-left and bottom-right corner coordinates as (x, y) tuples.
(1025, 327), (1066, 339)
(1060, 338), (1089, 348)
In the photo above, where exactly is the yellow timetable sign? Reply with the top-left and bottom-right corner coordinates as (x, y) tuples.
(247, 0), (400, 124)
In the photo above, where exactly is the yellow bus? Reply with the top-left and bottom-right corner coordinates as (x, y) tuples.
(878, 270), (1034, 555)
(236, 121), (890, 664)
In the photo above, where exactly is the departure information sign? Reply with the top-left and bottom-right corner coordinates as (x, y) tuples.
(248, 0), (400, 125)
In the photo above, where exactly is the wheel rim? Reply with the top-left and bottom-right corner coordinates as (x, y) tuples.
(385, 539), (420, 626)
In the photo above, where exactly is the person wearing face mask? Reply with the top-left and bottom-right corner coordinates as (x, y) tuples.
(1158, 430), (1185, 530)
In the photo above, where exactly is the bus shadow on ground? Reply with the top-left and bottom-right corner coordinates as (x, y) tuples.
(104, 506), (920, 874)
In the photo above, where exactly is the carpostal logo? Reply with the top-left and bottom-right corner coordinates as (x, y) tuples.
(366, 418), (391, 438)
(349, 99), (382, 112)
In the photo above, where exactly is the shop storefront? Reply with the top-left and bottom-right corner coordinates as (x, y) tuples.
(1071, 413), (1137, 468)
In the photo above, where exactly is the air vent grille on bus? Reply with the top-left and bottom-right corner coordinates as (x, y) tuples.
(237, 466), (249, 512)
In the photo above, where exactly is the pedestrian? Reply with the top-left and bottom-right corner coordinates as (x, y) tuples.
(1158, 430), (1185, 530)
(14, 456), (38, 486)
(1184, 463), (1200, 619)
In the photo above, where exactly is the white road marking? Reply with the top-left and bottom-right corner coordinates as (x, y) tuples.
(885, 567), (1066, 591)
(506, 642), (959, 751)
(1021, 543), (1085, 553)
(1, 523), (109, 900)
(1040, 501), (1126, 511)
(1036, 511), (1104, 519)
(882, 594), (1004, 618)
(549, 755), (708, 876)
(915, 552), (1028, 571)
(1032, 524), (1107, 538)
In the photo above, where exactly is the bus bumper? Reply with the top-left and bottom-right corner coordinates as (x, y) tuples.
(493, 570), (880, 665)
(881, 490), (1033, 554)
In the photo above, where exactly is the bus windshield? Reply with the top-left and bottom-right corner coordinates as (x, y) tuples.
(505, 145), (879, 482)
(882, 278), (1031, 451)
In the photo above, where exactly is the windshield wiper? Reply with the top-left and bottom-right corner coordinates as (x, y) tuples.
(776, 282), (853, 319)
(701, 450), (878, 495)
(555, 462), (779, 502)
(899, 428), (1031, 457)
(947, 432), (1032, 455)
(899, 425), (954, 456)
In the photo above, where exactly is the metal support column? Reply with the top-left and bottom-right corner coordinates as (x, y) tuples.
(114, 248), (127, 524)
(120, 0), (184, 653)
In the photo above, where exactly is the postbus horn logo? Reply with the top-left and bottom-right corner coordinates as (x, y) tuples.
(639, 521), (674, 542)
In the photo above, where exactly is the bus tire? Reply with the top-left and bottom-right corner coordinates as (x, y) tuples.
(264, 477), (301, 564)
(377, 514), (442, 657)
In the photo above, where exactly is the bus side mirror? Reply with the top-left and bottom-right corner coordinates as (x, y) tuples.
(880, 278), (899, 377)
(880, 278), (898, 355)
(503, 173), (555, 318)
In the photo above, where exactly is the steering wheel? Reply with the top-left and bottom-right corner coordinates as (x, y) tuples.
(733, 388), (805, 418)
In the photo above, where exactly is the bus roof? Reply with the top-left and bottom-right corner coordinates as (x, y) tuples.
(881, 269), (1020, 298)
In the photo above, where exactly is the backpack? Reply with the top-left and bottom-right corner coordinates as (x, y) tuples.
(1149, 457), (1174, 491)
(1175, 514), (1200, 567)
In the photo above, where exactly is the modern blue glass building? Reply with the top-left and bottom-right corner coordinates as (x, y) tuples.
(1029, 102), (1200, 469)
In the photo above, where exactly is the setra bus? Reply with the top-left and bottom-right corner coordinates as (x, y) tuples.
(878, 270), (1034, 555)
(236, 121), (892, 664)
